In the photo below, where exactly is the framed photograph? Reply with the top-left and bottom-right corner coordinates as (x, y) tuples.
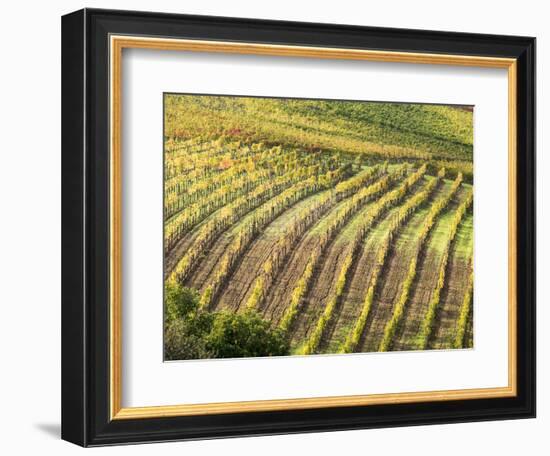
(61, 8), (535, 446)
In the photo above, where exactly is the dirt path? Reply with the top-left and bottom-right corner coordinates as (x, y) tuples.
(165, 162), (325, 278)
(465, 311), (474, 348)
(318, 186), (421, 353)
(164, 208), (224, 276)
(260, 195), (364, 325)
(391, 186), (469, 351)
(214, 190), (334, 311)
(186, 191), (325, 298)
(288, 199), (379, 348)
(357, 181), (451, 353)
(428, 212), (474, 349)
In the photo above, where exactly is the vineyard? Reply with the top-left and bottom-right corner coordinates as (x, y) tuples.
(163, 95), (474, 360)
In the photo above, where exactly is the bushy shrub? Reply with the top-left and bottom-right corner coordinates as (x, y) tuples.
(164, 282), (290, 360)
(206, 310), (289, 358)
(165, 281), (201, 321)
(164, 318), (214, 360)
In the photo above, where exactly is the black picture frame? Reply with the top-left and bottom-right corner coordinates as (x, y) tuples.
(62, 8), (536, 447)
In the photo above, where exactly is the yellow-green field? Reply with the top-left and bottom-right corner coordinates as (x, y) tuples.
(163, 95), (474, 360)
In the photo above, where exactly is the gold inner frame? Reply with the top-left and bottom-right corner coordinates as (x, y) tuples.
(109, 35), (518, 420)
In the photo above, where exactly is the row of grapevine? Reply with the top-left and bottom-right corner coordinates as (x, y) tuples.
(165, 166), (269, 220)
(164, 137), (218, 155)
(427, 159), (473, 183)
(453, 260), (474, 348)
(300, 165), (437, 355)
(414, 191), (473, 350)
(164, 140), (243, 179)
(339, 170), (445, 353)
(378, 171), (464, 352)
(299, 253), (352, 354)
(168, 166), (351, 286)
(243, 191), (336, 312)
(198, 168), (352, 309)
(164, 160), (336, 252)
(333, 163), (389, 199)
(164, 140), (256, 175)
(164, 143), (313, 197)
(165, 142), (323, 181)
(244, 165), (393, 312)
(279, 164), (426, 335)
(164, 151), (321, 221)
(165, 143), (277, 192)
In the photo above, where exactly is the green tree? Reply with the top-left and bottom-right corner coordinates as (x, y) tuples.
(163, 282), (290, 360)
(165, 281), (200, 321)
(164, 318), (213, 360)
(206, 310), (289, 358)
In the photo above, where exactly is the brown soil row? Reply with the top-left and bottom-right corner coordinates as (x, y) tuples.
(357, 182), (448, 353)
(316, 180), (429, 352)
(318, 203), (408, 353)
(428, 258), (472, 349)
(289, 177), (426, 349)
(185, 192), (324, 298)
(215, 191), (333, 312)
(164, 208), (222, 276)
(465, 311), (474, 348)
(288, 213), (361, 347)
(259, 195), (368, 326)
(428, 226), (473, 349)
(165, 163), (324, 278)
(391, 187), (468, 351)
(316, 238), (378, 353)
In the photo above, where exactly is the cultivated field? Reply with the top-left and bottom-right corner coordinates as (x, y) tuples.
(163, 95), (474, 359)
